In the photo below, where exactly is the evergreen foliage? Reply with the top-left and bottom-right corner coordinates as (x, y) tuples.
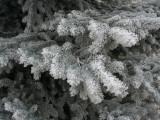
(0, 0), (160, 119)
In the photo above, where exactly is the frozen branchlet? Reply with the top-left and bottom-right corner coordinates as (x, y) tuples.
(57, 19), (85, 36)
(88, 20), (109, 54)
(109, 27), (139, 47)
(90, 55), (128, 98)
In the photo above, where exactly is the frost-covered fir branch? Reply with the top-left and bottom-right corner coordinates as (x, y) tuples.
(0, 0), (160, 119)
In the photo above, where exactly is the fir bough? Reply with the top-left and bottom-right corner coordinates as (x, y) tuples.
(0, 0), (160, 120)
